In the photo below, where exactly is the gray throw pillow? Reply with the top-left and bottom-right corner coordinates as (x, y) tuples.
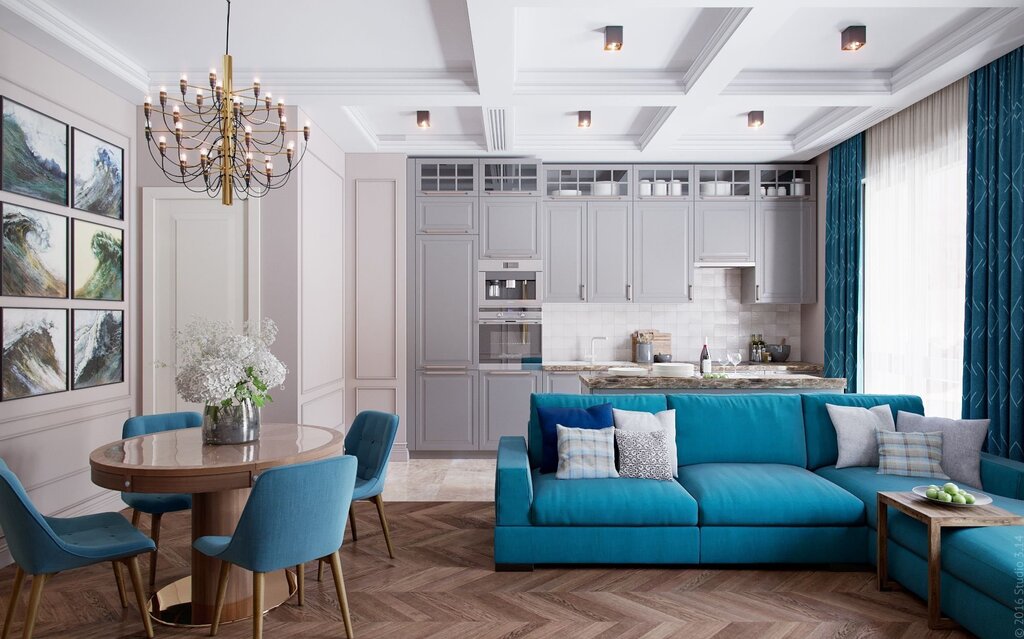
(826, 403), (896, 468)
(896, 411), (988, 488)
(612, 408), (677, 477)
(615, 429), (673, 480)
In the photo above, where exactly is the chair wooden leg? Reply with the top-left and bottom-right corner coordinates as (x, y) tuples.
(295, 564), (304, 606)
(328, 551), (354, 639)
(317, 559), (324, 582)
(2, 566), (24, 639)
(348, 505), (358, 541)
(125, 557), (154, 639)
(131, 509), (141, 527)
(210, 561), (231, 637)
(373, 494), (395, 559)
(253, 572), (265, 639)
(148, 513), (162, 590)
(21, 573), (46, 639)
(111, 562), (128, 608)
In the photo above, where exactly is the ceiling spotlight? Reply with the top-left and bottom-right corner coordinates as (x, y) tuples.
(417, 110), (431, 128)
(604, 25), (623, 51)
(747, 111), (765, 129)
(841, 25), (866, 51)
(578, 110), (592, 128)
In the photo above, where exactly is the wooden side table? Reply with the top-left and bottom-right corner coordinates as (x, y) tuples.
(876, 490), (1024, 629)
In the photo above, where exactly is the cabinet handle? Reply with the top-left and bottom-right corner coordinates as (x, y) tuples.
(579, 284), (586, 301)
(423, 365), (468, 370)
(756, 284), (760, 301)
(626, 284), (632, 301)
(487, 371), (534, 376)
(688, 284), (693, 301)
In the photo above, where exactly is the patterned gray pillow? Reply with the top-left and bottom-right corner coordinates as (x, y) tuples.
(615, 429), (673, 480)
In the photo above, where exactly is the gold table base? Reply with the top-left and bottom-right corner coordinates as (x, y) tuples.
(148, 570), (296, 627)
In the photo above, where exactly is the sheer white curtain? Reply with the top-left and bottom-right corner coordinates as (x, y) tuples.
(863, 78), (968, 417)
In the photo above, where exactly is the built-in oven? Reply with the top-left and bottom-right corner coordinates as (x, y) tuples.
(478, 308), (542, 368)
(478, 260), (543, 308)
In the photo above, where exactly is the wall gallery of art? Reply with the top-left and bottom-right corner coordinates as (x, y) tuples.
(1, 96), (125, 401)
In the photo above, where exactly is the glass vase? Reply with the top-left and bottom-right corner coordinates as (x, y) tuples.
(202, 398), (261, 445)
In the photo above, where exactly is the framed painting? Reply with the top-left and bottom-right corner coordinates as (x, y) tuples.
(72, 129), (124, 220)
(72, 219), (122, 301)
(1, 202), (68, 298)
(1, 306), (68, 400)
(72, 309), (123, 390)
(0, 98), (68, 206)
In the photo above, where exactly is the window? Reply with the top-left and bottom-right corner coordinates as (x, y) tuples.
(863, 79), (968, 417)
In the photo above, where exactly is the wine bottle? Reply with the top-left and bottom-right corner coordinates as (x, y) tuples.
(700, 337), (712, 375)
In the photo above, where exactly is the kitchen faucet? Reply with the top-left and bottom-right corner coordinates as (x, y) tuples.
(590, 336), (608, 364)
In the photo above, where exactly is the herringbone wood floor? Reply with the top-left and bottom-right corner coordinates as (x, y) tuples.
(0, 501), (972, 638)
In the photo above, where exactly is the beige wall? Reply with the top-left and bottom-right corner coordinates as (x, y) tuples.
(344, 154), (408, 460)
(0, 28), (138, 564)
(800, 151), (829, 364)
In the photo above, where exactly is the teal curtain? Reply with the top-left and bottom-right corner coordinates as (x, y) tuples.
(963, 45), (1024, 460)
(824, 133), (864, 393)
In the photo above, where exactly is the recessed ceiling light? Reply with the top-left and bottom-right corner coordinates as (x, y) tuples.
(578, 110), (592, 128)
(417, 110), (431, 128)
(841, 25), (866, 51)
(747, 111), (765, 129)
(604, 26), (623, 52)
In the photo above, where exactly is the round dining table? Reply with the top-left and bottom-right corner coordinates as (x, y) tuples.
(89, 423), (344, 626)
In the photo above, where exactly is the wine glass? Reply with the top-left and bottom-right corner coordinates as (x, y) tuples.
(727, 351), (742, 374)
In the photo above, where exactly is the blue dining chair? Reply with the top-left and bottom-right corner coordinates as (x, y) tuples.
(194, 455), (357, 639)
(122, 411), (201, 589)
(0, 459), (155, 639)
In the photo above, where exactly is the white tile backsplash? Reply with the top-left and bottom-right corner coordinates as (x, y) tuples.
(542, 269), (801, 362)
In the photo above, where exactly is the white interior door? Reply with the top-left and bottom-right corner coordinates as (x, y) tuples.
(142, 188), (260, 414)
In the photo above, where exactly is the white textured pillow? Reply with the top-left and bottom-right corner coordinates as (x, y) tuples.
(555, 425), (618, 480)
(826, 404), (896, 468)
(612, 408), (677, 477)
(616, 429), (673, 480)
(896, 411), (988, 488)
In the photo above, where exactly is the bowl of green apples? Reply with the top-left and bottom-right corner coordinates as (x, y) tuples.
(913, 483), (993, 507)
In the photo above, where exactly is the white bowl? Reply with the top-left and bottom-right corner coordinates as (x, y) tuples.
(593, 182), (617, 196)
(553, 189), (581, 196)
(607, 366), (647, 377)
(912, 485), (993, 507)
(652, 363), (695, 377)
(715, 181), (731, 196)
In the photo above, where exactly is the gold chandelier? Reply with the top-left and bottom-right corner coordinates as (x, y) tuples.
(143, 0), (310, 205)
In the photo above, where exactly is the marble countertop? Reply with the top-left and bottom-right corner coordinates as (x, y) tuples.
(579, 372), (846, 391)
(543, 360), (824, 374)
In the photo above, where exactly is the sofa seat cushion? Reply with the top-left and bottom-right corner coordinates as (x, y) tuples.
(815, 465), (931, 528)
(677, 463), (865, 526)
(530, 469), (698, 526)
(887, 493), (1024, 610)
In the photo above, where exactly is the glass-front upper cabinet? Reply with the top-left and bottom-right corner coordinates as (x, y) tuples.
(544, 164), (631, 199)
(481, 160), (541, 195)
(416, 159), (479, 195)
(755, 165), (816, 201)
(695, 165), (754, 200)
(634, 165), (694, 200)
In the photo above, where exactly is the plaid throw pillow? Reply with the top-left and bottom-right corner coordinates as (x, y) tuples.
(556, 425), (618, 480)
(616, 429), (673, 480)
(876, 430), (948, 479)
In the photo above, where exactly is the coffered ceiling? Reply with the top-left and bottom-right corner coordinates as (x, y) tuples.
(1, 0), (1022, 162)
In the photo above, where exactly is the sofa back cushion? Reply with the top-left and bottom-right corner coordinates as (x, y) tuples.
(802, 393), (924, 469)
(528, 394), (667, 469)
(668, 394), (807, 467)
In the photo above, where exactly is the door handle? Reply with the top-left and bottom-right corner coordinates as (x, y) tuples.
(626, 284), (632, 301)
(756, 284), (760, 301)
(579, 284), (586, 301)
(688, 284), (693, 301)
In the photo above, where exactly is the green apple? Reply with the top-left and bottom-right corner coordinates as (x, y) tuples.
(925, 488), (940, 499)
(938, 491), (953, 503)
(952, 494), (967, 505)
(964, 494), (976, 505)
(943, 483), (960, 495)
(929, 485), (940, 492)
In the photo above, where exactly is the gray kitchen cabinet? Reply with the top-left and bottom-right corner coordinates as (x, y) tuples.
(415, 235), (477, 367)
(480, 197), (541, 258)
(741, 201), (817, 304)
(587, 202), (632, 302)
(693, 201), (755, 265)
(415, 158), (478, 195)
(633, 202), (693, 302)
(544, 371), (583, 394)
(543, 201), (587, 302)
(480, 371), (541, 450)
(482, 160), (541, 195)
(756, 164), (816, 202)
(416, 197), (478, 234)
(415, 370), (477, 451)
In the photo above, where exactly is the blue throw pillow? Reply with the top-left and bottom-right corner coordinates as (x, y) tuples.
(536, 403), (613, 473)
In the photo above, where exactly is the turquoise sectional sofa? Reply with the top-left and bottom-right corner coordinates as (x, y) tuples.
(494, 392), (1024, 639)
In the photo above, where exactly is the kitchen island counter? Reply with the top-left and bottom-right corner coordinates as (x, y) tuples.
(545, 361), (824, 374)
(580, 372), (846, 394)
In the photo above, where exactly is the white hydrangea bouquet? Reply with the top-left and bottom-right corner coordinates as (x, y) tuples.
(175, 317), (287, 442)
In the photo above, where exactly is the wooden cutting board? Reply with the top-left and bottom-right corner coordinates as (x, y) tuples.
(632, 330), (672, 361)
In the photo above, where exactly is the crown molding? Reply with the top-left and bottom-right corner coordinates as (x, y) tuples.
(681, 7), (752, 93)
(515, 69), (684, 95)
(792, 106), (871, 150)
(637, 107), (675, 151)
(377, 134), (486, 152)
(148, 68), (478, 96)
(516, 133), (639, 151)
(793, 107), (897, 159)
(724, 70), (892, 96)
(0, 0), (149, 92)
(890, 6), (1022, 92)
(342, 107), (381, 151)
(673, 134), (794, 153)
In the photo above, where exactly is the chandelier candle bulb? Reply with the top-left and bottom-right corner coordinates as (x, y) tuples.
(172, 105), (180, 122)
(159, 87), (167, 107)
(209, 68), (217, 89)
(279, 115), (287, 132)
(303, 122), (310, 140)
(179, 75), (187, 94)
(277, 98), (284, 118)
(158, 136), (167, 154)
(196, 88), (204, 106)
(253, 78), (260, 96)
(244, 126), (252, 148)
(264, 93), (271, 110)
